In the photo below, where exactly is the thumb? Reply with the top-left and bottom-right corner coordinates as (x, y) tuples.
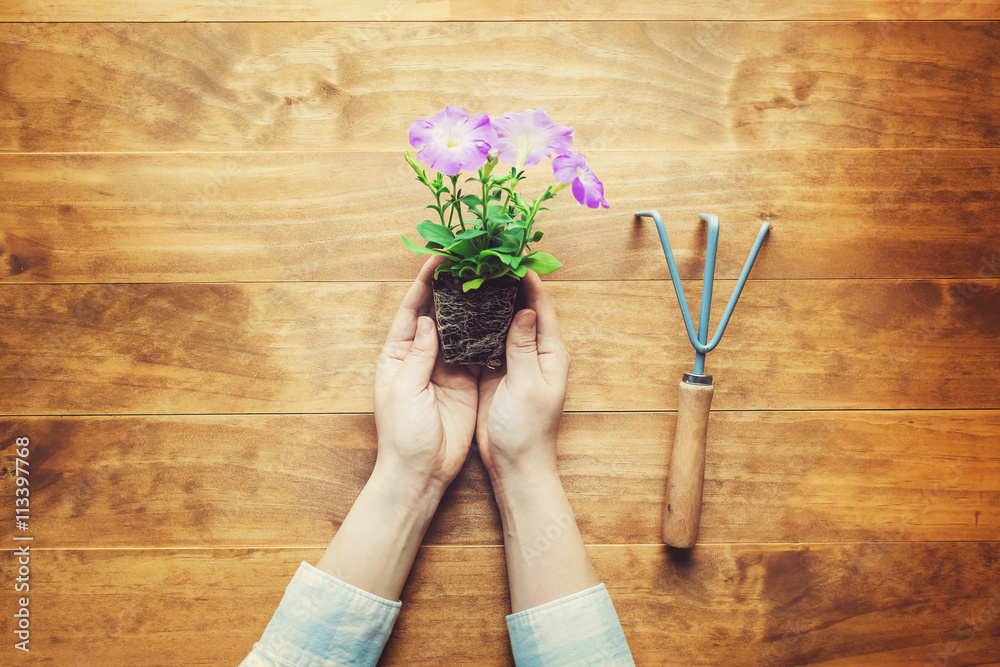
(505, 309), (542, 380)
(397, 315), (438, 391)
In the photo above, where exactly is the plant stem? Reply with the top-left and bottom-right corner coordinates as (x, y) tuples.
(449, 174), (465, 231)
(502, 168), (520, 214)
(482, 171), (490, 231)
(518, 187), (550, 255)
(433, 184), (446, 227)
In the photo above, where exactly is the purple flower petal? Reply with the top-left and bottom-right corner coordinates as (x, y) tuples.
(408, 106), (497, 175)
(552, 152), (609, 209)
(492, 108), (573, 168)
(552, 152), (586, 184)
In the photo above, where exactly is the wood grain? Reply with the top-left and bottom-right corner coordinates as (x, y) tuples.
(1, 279), (997, 414)
(0, 411), (995, 548)
(4, 1), (1000, 22)
(0, 544), (997, 665)
(2, 21), (997, 152)
(3, 150), (999, 284)
(663, 380), (714, 548)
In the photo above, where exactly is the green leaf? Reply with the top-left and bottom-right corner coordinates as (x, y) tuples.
(477, 251), (505, 273)
(401, 234), (451, 257)
(434, 261), (460, 280)
(458, 195), (482, 207)
(454, 228), (487, 241)
(462, 278), (486, 292)
(495, 229), (523, 253)
(416, 220), (456, 246)
(478, 251), (501, 265)
(486, 204), (513, 224)
(531, 231), (544, 242)
(480, 249), (524, 268)
(511, 264), (528, 278)
(445, 239), (478, 256)
(521, 252), (562, 275)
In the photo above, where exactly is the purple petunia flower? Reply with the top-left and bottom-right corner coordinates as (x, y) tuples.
(408, 106), (498, 175)
(492, 108), (574, 169)
(552, 152), (610, 209)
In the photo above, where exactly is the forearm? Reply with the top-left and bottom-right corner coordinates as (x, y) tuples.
(490, 464), (599, 613)
(316, 459), (445, 601)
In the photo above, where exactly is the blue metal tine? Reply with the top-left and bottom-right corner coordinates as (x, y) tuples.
(694, 213), (719, 375)
(634, 210), (770, 375)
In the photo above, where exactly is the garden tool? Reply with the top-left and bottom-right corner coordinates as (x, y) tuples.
(634, 211), (770, 548)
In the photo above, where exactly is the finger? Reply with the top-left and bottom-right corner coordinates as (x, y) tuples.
(396, 315), (440, 392)
(475, 364), (504, 440)
(384, 256), (445, 347)
(477, 362), (504, 406)
(430, 347), (481, 388)
(518, 270), (564, 354)
(504, 308), (543, 385)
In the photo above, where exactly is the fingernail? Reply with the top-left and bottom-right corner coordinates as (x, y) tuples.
(418, 316), (434, 335)
(516, 310), (536, 330)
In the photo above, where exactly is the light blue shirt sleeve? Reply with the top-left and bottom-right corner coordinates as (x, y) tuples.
(241, 561), (401, 667)
(506, 584), (635, 666)
(243, 563), (632, 666)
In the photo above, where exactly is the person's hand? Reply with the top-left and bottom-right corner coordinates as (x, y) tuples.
(374, 256), (480, 493)
(476, 270), (570, 483)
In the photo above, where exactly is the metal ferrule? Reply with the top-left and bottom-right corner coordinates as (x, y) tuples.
(682, 372), (713, 385)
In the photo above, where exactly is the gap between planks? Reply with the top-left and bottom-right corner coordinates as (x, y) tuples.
(0, 19), (998, 24)
(4, 278), (999, 286)
(3, 541), (999, 552)
(4, 407), (1000, 418)
(4, 147), (1000, 156)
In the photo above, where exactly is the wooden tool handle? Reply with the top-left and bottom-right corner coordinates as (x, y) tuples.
(663, 380), (714, 548)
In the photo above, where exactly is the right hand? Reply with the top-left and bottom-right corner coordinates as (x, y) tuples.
(476, 270), (570, 481)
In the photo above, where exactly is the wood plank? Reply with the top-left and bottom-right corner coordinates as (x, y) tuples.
(0, 544), (996, 665)
(4, 0), (1000, 22)
(1, 412), (995, 548)
(2, 22), (997, 152)
(3, 150), (1000, 283)
(1, 279), (998, 414)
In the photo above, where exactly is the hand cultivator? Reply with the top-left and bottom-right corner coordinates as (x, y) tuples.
(634, 210), (770, 548)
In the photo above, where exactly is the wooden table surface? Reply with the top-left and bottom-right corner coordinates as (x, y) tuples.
(2, 2), (999, 665)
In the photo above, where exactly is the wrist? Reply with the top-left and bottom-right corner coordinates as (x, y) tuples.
(316, 457), (445, 600)
(489, 463), (563, 515)
(484, 441), (559, 491)
(368, 457), (448, 519)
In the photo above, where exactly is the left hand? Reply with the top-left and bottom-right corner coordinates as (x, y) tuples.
(373, 256), (480, 492)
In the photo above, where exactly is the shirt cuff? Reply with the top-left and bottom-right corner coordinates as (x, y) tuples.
(242, 561), (401, 667)
(506, 584), (634, 667)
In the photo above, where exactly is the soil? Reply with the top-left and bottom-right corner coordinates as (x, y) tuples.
(432, 273), (520, 367)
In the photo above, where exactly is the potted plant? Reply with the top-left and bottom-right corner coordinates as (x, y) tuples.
(401, 106), (609, 367)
